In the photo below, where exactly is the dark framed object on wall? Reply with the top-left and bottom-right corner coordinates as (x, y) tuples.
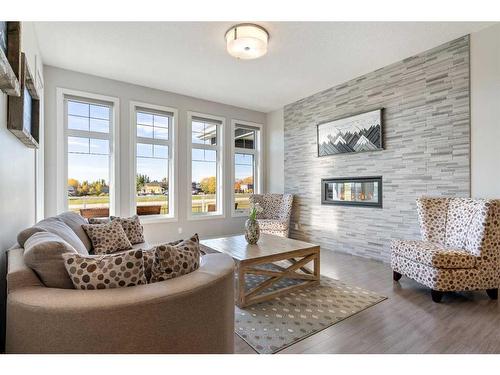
(7, 52), (40, 148)
(0, 21), (21, 96)
(317, 108), (383, 157)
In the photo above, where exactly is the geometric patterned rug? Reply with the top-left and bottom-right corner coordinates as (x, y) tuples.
(235, 273), (387, 354)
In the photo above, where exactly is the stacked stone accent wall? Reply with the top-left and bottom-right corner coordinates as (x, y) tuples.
(284, 36), (470, 261)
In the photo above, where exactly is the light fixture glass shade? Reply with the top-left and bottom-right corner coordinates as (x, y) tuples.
(225, 24), (269, 60)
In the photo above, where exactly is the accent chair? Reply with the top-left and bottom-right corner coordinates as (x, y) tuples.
(249, 193), (294, 237)
(391, 197), (500, 302)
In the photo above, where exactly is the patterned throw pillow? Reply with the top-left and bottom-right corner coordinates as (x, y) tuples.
(150, 234), (201, 283)
(142, 238), (184, 282)
(82, 220), (132, 255)
(62, 249), (147, 290)
(110, 215), (144, 244)
(88, 218), (110, 224)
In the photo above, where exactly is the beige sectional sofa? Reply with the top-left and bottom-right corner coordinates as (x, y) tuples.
(6, 212), (235, 353)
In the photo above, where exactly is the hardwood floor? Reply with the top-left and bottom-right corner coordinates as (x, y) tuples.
(234, 250), (500, 354)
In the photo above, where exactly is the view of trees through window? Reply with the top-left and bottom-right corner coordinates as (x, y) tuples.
(66, 102), (260, 218)
(66, 99), (111, 217)
(135, 110), (170, 216)
(191, 118), (219, 214)
(234, 125), (258, 213)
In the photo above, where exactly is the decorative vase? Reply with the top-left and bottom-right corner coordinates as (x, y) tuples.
(245, 218), (260, 244)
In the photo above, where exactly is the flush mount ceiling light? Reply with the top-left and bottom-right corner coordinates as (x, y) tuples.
(225, 23), (269, 60)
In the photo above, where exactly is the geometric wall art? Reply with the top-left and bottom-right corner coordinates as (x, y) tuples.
(317, 109), (382, 156)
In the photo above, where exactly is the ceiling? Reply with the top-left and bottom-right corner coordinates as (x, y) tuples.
(34, 22), (494, 113)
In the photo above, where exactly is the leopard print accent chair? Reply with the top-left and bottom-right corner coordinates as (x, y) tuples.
(391, 197), (500, 302)
(249, 194), (294, 237)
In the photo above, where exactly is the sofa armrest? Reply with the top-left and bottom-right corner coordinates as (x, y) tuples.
(7, 247), (44, 292)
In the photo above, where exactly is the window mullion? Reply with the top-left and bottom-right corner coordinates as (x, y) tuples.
(67, 129), (110, 140)
(191, 143), (218, 151)
(234, 147), (257, 155)
(136, 137), (169, 146)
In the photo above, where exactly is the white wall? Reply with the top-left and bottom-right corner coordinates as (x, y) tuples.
(471, 23), (500, 198)
(0, 22), (44, 352)
(43, 66), (266, 244)
(265, 108), (284, 193)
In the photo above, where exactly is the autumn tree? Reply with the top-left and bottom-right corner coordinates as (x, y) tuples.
(200, 176), (216, 194)
(68, 178), (79, 189)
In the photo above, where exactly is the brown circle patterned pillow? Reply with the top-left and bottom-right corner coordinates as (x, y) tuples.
(142, 238), (184, 282)
(110, 215), (144, 245)
(82, 220), (132, 255)
(62, 249), (147, 290)
(88, 218), (110, 224)
(150, 234), (201, 283)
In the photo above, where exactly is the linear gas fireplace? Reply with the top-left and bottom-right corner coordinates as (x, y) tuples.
(321, 176), (382, 208)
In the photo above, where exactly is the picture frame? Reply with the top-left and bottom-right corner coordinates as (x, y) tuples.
(0, 21), (21, 96)
(316, 108), (383, 157)
(7, 52), (40, 148)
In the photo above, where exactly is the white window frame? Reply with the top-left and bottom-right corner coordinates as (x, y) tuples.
(187, 111), (225, 220)
(56, 88), (120, 216)
(129, 101), (178, 223)
(231, 120), (263, 217)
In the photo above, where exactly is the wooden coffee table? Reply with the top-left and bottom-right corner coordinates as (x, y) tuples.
(201, 234), (320, 308)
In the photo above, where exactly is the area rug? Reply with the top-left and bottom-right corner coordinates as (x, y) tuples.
(235, 272), (386, 354)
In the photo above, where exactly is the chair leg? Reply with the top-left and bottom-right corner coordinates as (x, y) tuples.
(431, 289), (443, 303)
(393, 271), (402, 281)
(486, 288), (498, 300)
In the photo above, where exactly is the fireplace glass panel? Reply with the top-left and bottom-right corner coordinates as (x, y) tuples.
(322, 177), (382, 207)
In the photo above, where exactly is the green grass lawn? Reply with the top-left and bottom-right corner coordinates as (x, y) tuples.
(68, 193), (252, 210)
(68, 194), (252, 204)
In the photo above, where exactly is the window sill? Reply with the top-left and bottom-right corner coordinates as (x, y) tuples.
(231, 211), (249, 218)
(187, 213), (225, 221)
(139, 215), (177, 225)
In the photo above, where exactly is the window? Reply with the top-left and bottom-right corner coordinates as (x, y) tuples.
(65, 97), (114, 216)
(232, 121), (262, 215)
(132, 104), (175, 218)
(188, 113), (223, 217)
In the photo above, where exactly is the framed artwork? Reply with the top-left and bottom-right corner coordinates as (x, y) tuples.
(0, 21), (21, 96)
(317, 109), (383, 157)
(8, 52), (40, 148)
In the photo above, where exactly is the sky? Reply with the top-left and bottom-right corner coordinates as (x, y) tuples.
(67, 102), (253, 187)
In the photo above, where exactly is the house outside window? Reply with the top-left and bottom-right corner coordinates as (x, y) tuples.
(188, 112), (224, 218)
(232, 120), (263, 216)
(64, 95), (116, 218)
(131, 102), (177, 220)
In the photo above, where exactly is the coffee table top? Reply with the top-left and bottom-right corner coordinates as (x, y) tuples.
(201, 234), (319, 262)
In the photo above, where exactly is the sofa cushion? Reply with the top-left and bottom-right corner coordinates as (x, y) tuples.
(17, 227), (47, 247)
(23, 232), (78, 289)
(391, 240), (476, 269)
(257, 219), (289, 232)
(62, 249), (147, 290)
(110, 215), (145, 245)
(82, 220), (132, 255)
(57, 211), (92, 252)
(151, 234), (201, 283)
(18, 217), (88, 255)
